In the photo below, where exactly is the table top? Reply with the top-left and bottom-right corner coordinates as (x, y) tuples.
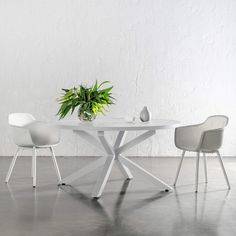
(54, 119), (180, 131)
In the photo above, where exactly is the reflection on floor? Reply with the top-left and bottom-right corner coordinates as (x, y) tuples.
(0, 156), (236, 236)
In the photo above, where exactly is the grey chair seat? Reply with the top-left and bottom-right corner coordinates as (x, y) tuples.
(176, 144), (199, 152)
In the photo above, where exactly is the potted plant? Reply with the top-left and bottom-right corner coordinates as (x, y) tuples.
(57, 81), (114, 121)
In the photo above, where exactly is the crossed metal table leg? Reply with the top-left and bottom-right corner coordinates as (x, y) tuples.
(60, 130), (173, 198)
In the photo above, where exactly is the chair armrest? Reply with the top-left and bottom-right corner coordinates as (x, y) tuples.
(200, 128), (224, 151)
(175, 124), (204, 150)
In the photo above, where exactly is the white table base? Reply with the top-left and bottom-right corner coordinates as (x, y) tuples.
(60, 130), (173, 198)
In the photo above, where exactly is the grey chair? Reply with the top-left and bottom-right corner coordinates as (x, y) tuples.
(173, 115), (230, 192)
(5, 113), (62, 187)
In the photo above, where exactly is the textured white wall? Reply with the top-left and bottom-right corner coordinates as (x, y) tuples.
(0, 0), (236, 156)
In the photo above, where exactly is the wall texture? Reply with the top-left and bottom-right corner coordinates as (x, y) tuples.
(0, 0), (236, 156)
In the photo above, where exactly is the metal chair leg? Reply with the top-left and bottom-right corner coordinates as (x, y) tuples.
(50, 146), (62, 182)
(32, 147), (37, 188)
(31, 153), (34, 178)
(203, 153), (208, 183)
(5, 148), (21, 183)
(173, 150), (186, 186)
(195, 152), (200, 193)
(216, 151), (230, 189)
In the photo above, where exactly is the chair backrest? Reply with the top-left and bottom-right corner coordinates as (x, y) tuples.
(202, 115), (228, 130)
(200, 115), (228, 151)
(9, 113), (36, 127)
(8, 113), (36, 147)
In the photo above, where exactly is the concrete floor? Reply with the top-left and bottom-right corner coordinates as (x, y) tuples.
(0, 155), (236, 236)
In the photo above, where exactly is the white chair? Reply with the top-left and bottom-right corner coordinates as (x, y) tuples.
(5, 113), (62, 187)
(173, 115), (230, 192)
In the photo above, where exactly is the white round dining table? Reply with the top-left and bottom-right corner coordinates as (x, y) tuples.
(55, 119), (179, 198)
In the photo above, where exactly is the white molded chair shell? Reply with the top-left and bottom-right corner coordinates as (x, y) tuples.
(175, 115), (228, 152)
(9, 113), (60, 147)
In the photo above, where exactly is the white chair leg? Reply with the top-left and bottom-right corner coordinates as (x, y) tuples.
(5, 148), (21, 183)
(32, 147), (37, 188)
(195, 152), (200, 193)
(31, 155), (34, 178)
(203, 153), (208, 183)
(173, 150), (186, 186)
(216, 151), (230, 189)
(49, 146), (62, 182)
